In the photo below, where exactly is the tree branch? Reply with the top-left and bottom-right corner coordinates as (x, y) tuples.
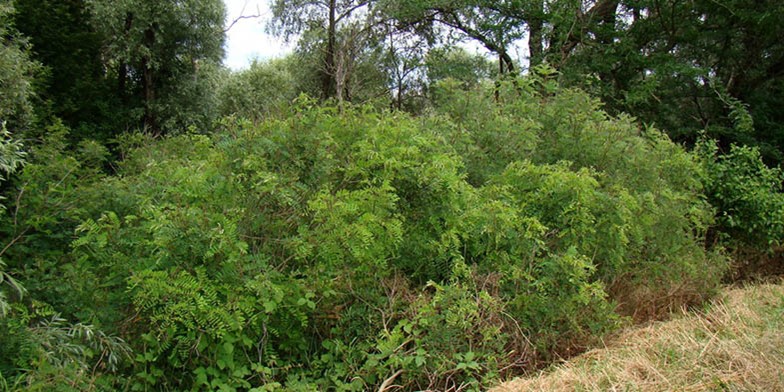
(433, 11), (515, 73)
(223, 1), (263, 33)
(377, 369), (404, 392)
(335, 0), (369, 25)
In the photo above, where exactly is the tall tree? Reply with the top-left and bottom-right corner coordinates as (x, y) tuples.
(380, 0), (620, 73)
(88, 0), (226, 134)
(382, 0), (524, 74)
(386, 0), (784, 161)
(12, 0), (113, 140)
(381, 24), (428, 111)
(556, 0), (784, 160)
(270, 0), (371, 100)
(0, 0), (40, 134)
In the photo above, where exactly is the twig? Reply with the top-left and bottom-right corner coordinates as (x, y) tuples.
(223, 1), (263, 33)
(0, 227), (29, 259)
(13, 181), (26, 227)
(378, 369), (404, 392)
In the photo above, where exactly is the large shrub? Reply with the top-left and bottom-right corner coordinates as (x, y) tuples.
(696, 140), (784, 279)
(0, 77), (726, 390)
(434, 72), (723, 319)
(216, 59), (297, 124)
(698, 141), (784, 249)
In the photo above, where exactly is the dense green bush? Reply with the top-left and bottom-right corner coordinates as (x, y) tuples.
(0, 124), (132, 390)
(698, 140), (784, 249)
(0, 0), (41, 134)
(434, 74), (722, 318)
(0, 77), (727, 390)
(696, 140), (784, 279)
(216, 59), (297, 124)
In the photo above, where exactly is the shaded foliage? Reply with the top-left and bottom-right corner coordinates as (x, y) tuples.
(0, 0), (41, 134)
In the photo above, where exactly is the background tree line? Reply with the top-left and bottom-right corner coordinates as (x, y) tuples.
(5, 0), (783, 160)
(268, 0), (784, 165)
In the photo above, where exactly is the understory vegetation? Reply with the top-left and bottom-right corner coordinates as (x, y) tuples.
(1, 77), (760, 390)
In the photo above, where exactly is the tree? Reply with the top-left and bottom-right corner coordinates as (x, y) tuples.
(0, 0), (32, 320)
(425, 46), (494, 89)
(379, 22), (429, 111)
(380, 0), (617, 74)
(555, 0), (784, 161)
(270, 0), (372, 101)
(0, 0), (40, 134)
(382, 0), (523, 75)
(12, 0), (115, 141)
(216, 58), (296, 123)
(385, 0), (784, 162)
(88, 0), (226, 134)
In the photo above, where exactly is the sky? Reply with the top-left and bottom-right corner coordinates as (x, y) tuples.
(222, 0), (529, 71)
(223, 0), (293, 69)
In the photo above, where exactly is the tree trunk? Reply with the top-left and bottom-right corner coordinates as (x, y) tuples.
(142, 27), (158, 135)
(396, 74), (404, 110)
(322, 0), (338, 100)
(495, 53), (503, 101)
(118, 12), (133, 103)
(527, 0), (544, 66)
(118, 62), (128, 102)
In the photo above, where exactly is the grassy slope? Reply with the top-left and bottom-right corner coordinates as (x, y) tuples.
(491, 281), (784, 392)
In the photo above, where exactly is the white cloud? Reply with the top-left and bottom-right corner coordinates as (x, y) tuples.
(223, 0), (294, 70)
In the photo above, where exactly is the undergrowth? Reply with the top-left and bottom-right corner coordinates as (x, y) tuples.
(0, 72), (733, 390)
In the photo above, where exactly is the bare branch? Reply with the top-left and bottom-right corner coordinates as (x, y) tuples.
(223, 1), (263, 33)
(335, 0), (370, 25)
(378, 369), (404, 392)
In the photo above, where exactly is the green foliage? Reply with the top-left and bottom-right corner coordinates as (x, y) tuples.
(698, 140), (784, 249)
(11, 0), (118, 142)
(217, 59), (297, 123)
(373, 281), (510, 390)
(0, 121), (132, 390)
(0, 0), (41, 134)
(425, 47), (495, 90)
(87, 0), (226, 134)
(556, 0), (784, 163)
(305, 183), (404, 273)
(388, 0), (784, 164)
(0, 126), (25, 210)
(435, 76), (723, 317)
(1, 0), (781, 388)
(0, 75), (729, 390)
(0, 303), (130, 390)
(0, 260), (24, 318)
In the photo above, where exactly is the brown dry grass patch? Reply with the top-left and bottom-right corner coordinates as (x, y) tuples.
(490, 281), (784, 392)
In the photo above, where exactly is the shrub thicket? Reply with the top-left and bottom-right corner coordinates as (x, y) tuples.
(698, 140), (784, 249)
(1, 76), (728, 390)
(696, 140), (784, 279)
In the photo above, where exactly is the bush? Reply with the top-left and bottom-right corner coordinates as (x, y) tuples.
(698, 140), (784, 249)
(696, 140), (784, 279)
(434, 72), (723, 319)
(0, 76), (727, 390)
(216, 59), (297, 124)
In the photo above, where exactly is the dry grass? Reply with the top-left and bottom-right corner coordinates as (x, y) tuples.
(490, 281), (784, 392)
